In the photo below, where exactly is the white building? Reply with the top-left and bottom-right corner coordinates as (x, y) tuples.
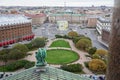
(96, 17), (111, 35)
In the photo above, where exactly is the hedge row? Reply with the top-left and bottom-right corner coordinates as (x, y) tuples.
(55, 34), (72, 39)
(0, 60), (35, 72)
(60, 63), (83, 72)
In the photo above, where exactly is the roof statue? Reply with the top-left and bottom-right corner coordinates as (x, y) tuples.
(35, 48), (47, 67)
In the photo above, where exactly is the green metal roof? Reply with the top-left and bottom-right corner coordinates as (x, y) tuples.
(3, 66), (92, 80)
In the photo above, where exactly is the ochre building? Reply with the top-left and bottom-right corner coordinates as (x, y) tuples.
(25, 13), (47, 26)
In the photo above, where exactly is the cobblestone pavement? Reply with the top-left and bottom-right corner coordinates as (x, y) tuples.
(25, 38), (92, 74)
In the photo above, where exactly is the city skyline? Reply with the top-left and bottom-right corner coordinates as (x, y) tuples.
(0, 0), (114, 7)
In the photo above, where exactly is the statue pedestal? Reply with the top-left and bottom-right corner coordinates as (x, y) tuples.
(35, 66), (47, 73)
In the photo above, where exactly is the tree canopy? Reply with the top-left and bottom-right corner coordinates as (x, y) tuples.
(95, 49), (108, 59)
(31, 37), (46, 48)
(13, 44), (29, 53)
(75, 38), (92, 51)
(68, 31), (78, 37)
(89, 59), (106, 72)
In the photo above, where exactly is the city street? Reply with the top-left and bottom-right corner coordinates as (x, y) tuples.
(74, 26), (108, 50)
(0, 23), (107, 50)
(32, 23), (71, 39)
(33, 23), (108, 50)
(88, 29), (108, 50)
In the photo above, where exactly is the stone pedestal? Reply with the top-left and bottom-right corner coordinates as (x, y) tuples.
(35, 66), (47, 73)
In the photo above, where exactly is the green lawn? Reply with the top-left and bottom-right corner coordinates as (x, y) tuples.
(46, 49), (79, 64)
(50, 40), (71, 48)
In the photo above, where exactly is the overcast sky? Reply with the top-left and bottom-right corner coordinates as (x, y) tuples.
(0, 0), (114, 7)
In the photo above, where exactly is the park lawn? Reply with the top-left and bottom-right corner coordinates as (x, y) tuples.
(46, 49), (79, 64)
(50, 40), (71, 48)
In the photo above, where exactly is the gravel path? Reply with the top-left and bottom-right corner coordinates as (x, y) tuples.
(25, 38), (92, 74)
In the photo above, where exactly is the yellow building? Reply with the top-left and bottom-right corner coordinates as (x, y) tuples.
(57, 21), (68, 30)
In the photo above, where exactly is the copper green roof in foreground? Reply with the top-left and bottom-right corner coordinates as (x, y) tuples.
(3, 66), (92, 80)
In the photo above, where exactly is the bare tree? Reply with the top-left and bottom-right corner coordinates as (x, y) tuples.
(106, 0), (120, 80)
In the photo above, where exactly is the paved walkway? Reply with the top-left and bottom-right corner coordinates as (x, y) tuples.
(25, 38), (92, 74)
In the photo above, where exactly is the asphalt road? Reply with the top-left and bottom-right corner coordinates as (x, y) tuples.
(75, 26), (108, 50)
(86, 29), (108, 50)
(33, 23), (108, 50)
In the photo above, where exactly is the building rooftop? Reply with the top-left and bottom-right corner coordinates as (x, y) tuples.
(0, 14), (31, 26)
(25, 13), (46, 18)
(3, 66), (91, 80)
(98, 17), (111, 23)
(49, 13), (85, 16)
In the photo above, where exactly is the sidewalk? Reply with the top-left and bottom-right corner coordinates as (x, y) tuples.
(25, 38), (92, 74)
(97, 36), (108, 48)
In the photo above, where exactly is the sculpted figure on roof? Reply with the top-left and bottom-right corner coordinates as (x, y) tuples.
(35, 48), (47, 67)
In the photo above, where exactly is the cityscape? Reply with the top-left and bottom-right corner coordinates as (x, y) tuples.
(0, 0), (119, 80)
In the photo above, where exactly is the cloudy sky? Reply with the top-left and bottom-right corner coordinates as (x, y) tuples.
(0, 0), (114, 7)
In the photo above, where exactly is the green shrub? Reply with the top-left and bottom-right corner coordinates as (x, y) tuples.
(75, 38), (92, 51)
(0, 48), (27, 63)
(85, 55), (92, 58)
(88, 47), (97, 55)
(9, 49), (26, 60)
(95, 49), (108, 59)
(68, 31), (78, 37)
(9, 60), (29, 70)
(0, 49), (11, 55)
(72, 36), (91, 44)
(0, 60), (34, 72)
(31, 37), (46, 48)
(13, 44), (29, 53)
(92, 53), (100, 59)
(83, 37), (91, 41)
(72, 37), (81, 44)
(25, 43), (33, 50)
(102, 59), (108, 64)
(61, 63), (83, 72)
(89, 59), (106, 72)
(55, 34), (63, 38)
(63, 35), (72, 39)
(0, 66), (7, 72)
(0, 54), (10, 62)
(84, 62), (89, 68)
(55, 34), (72, 39)
(24, 62), (35, 69)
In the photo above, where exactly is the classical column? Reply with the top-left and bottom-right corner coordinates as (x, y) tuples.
(106, 0), (120, 80)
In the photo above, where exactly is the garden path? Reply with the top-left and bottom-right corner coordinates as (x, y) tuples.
(25, 38), (92, 74)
